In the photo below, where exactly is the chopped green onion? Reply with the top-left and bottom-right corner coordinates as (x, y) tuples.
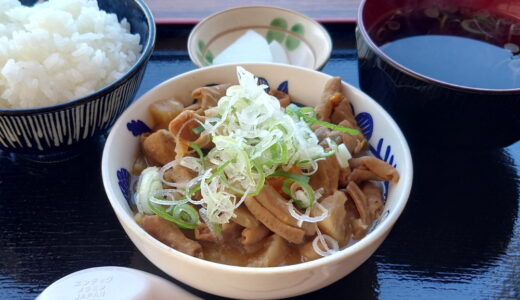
(285, 104), (299, 118)
(189, 142), (205, 163)
(209, 160), (234, 181)
(308, 117), (360, 135)
(270, 170), (310, 184)
(148, 200), (199, 229)
(172, 204), (199, 226)
(269, 171), (315, 208)
(287, 178), (315, 208)
(218, 174), (246, 195)
(249, 160), (266, 196)
(314, 148), (336, 159)
(185, 160), (234, 197)
(281, 178), (293, 196)
(298, 139), (338, 165)
(263, 140), (288, 166)
(216, 160), (265, 197)
(293, 199), (308, 210)
(136, 167), (163, 215)
(192, 125), (205, 135)
(299, 107), (316, 116)
(286, 103), (360, 135)
(335, 143), (351, 168)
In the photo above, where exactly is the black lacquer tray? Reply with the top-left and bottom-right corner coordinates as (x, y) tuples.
(1, 24), (518, 299)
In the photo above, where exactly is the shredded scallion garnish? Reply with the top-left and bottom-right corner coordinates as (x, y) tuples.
(192, 124), (206, 135)
(148, 199), (199, 229)
(271, 171), (315, 209)
(286, 103), (360, 135)
(138, 67), (348, 227)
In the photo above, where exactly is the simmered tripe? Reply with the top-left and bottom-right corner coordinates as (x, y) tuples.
(132, 67), (400, 267)
(0, 0), (141, 109)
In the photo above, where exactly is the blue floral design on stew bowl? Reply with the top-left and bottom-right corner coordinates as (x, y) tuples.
(0, 0), (155, 161)
(101, 63), (413, 300)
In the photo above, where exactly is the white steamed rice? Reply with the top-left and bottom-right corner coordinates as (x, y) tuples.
(0, 0), (142, 109)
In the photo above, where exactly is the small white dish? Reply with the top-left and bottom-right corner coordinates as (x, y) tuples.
(101, 63), (413, 299)
(37, 266), (201, 300)
(188, 6), (332, 70)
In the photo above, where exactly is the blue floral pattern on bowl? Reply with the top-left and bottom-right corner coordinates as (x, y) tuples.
(117, 168), (132, 207)
(356, 112), (373, 140)
(277, 81), (289, 94)
(256, 78), (289, 94)
(355, 110), (397, 199)
(127, 120), (151, 136)
(354, 111), (394, 232)
(257, 77), (270, 92)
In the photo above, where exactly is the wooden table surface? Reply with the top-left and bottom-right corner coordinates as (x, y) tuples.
(144, 0), (361, 24)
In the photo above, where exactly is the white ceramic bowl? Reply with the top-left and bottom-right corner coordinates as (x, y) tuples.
(101, 63), (413, 299)
(187, 6), (332, 70)
(0, 0), (155, 161)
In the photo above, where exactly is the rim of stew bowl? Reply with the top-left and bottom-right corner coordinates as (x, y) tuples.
(102, 62), (413, 298)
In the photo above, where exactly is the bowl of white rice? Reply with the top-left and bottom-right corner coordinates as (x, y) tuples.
(0, 0), (155, 159)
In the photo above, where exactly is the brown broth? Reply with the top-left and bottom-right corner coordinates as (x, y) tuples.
(200, 239), (303, 267)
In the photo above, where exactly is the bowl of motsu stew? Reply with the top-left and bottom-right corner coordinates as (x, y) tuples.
(101, 63), (413, 299)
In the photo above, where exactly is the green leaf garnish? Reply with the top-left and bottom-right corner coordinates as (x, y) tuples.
(286, 103), (360, 135)
(148, 200), (199, 229)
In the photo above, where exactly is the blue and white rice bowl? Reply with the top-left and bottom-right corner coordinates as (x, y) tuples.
(101, 63), (413, 299)
(0, 0), (155, 160)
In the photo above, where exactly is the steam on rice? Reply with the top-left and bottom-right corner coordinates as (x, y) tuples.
(0, 0), (142, 109)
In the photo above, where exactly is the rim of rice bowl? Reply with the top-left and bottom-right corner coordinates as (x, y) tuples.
(0, 0), (156, 115)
